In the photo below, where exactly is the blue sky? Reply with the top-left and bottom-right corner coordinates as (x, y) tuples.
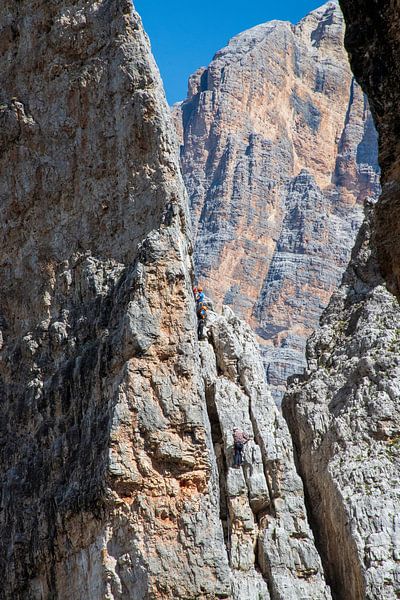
(135, 0), (326, 104)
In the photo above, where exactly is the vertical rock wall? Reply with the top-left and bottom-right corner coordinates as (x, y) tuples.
(283, 2), (400, 598)
(0, 1), (231, 597)
(3, 0), (387, 597)
(284, 209), (400, 599)
(203, 308), (332, 600)
(338, 1), (400, 298)
(175, 1), (380, 402)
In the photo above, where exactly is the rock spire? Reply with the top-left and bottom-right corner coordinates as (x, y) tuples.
(0, 0), (228, 596)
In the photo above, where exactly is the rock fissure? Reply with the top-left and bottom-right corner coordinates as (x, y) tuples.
(200, 306), (332, 599)
(204, 377), (232, 559)
(283, 204), (400, 599)
(292, 425), (366, 600)
(200, 338), (273, 597)
(247, 396), (277, 520)
(2, 0), (396, 597)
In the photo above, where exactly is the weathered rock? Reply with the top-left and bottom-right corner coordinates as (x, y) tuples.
(283, 3), (400, 597)
(175, 1), (380, 402)
(202, 307), (332, 599)
(338, 0), (400, 300)
(284, 205), (400, 599)
(0, 1), (232, 597)
(5, 0), (388, 597)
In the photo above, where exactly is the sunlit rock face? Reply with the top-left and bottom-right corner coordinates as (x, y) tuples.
(0, 1), (232, 597)
(175, 1), (380, 402)
(0, 0), (333, 598)
(201, 307), (332, 600)
(2, 0), (395, 597)
(283, 2), (400, 598)
(284, 208), (400, 600)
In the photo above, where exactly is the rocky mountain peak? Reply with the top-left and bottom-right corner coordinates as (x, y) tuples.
(296, 1), (342, 48)
(175, 1), (380, 402)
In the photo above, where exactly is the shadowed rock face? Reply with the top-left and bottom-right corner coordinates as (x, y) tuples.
(175, 1), (380, 402)
(283, 2), (400, 598)
(338, 1), (400, 298)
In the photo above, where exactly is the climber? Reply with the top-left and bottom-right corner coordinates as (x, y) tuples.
(195, 285), (205, 305)
(197, 301), (208, 339)
(232, 427), (250, 468)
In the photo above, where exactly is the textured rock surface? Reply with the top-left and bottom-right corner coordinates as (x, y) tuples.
(284, 209), (400, 599)
(283, 2), (400, 598)
(201, 307), (332, 599)
(0, 1), (232, 597)
(6, 0), (395, 597)
(0, 1), (335, 598)
(175, 1), (380, 402)
(338, 1), (400, 299)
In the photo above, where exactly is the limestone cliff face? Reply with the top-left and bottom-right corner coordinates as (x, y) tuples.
(0, 1), (230, 597)
(283, 210), (400, 599)
(202, 308), (332, 599)
(283, 2), (400, 598)
(0, 1), (332, 598)
(175, 1), (380, 401)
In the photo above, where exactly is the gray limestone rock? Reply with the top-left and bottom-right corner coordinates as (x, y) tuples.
(281, 1), (400, 597)
(3, 0), (390, 597)
(0, 1), (232, 598)
(283, 206), (400, 599)
(175, 2), (380, 403)
(202, 307), (332, 599)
